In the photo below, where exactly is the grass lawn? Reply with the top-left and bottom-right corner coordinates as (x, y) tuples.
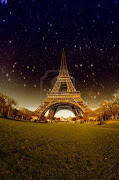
(0, 118), (119, 180)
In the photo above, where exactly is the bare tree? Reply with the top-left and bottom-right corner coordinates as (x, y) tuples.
(0, 92), (6, 116)
(19, 107), (32, 120)
(0, 92), (18, 118)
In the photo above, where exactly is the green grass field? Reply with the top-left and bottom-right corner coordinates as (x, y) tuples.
(0, 118), (119, 180)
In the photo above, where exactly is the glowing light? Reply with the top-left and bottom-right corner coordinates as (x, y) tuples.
(55, 110), (75, 118)
(0, 0), (7, 4)
(27, 107), (38, 111)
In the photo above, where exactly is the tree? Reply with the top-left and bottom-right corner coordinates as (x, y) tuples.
(99, 115), (105, 125)
(12, 108), (19, 119)
(19, 108), (32, 120)
(112, 90), (119, 118)
(83, 110), (91, 122)
(113, 90), (119, 105)
(6, 97), (18, 118)
(100, 100), (112, 121)
(0, 92), (6, 116)
(0, 92), (18, 118)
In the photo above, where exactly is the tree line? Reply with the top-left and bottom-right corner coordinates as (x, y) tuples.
(0, 92), (32, 121)
(0, 90), (119, 123)
(83, 90), (119, 124)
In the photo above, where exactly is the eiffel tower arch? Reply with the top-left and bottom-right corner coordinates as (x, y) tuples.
(34, 50), (90, 120)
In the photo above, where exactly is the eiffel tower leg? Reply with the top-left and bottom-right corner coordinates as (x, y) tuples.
(72, 106), (80, 119)
(48, 106), (57, 119)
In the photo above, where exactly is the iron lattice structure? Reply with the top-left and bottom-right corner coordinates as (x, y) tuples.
(34, 50), (89, 120)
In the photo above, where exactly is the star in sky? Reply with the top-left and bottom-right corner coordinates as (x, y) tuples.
(0, 0), (119, 109)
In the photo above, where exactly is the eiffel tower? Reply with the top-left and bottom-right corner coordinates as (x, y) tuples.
(34, 50), (89, 120)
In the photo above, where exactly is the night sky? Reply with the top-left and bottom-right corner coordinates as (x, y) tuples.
(0, 0), (119, 110)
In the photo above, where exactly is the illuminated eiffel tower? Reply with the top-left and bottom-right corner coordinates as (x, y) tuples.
(34, 50), (89, 120)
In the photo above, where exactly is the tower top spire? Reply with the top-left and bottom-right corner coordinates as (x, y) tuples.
(59, 50), (69, 77)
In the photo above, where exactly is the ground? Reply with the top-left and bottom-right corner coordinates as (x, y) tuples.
(0, 118), (119, 180)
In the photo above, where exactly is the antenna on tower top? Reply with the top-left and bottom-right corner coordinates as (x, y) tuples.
(62, 48), (65, 56)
